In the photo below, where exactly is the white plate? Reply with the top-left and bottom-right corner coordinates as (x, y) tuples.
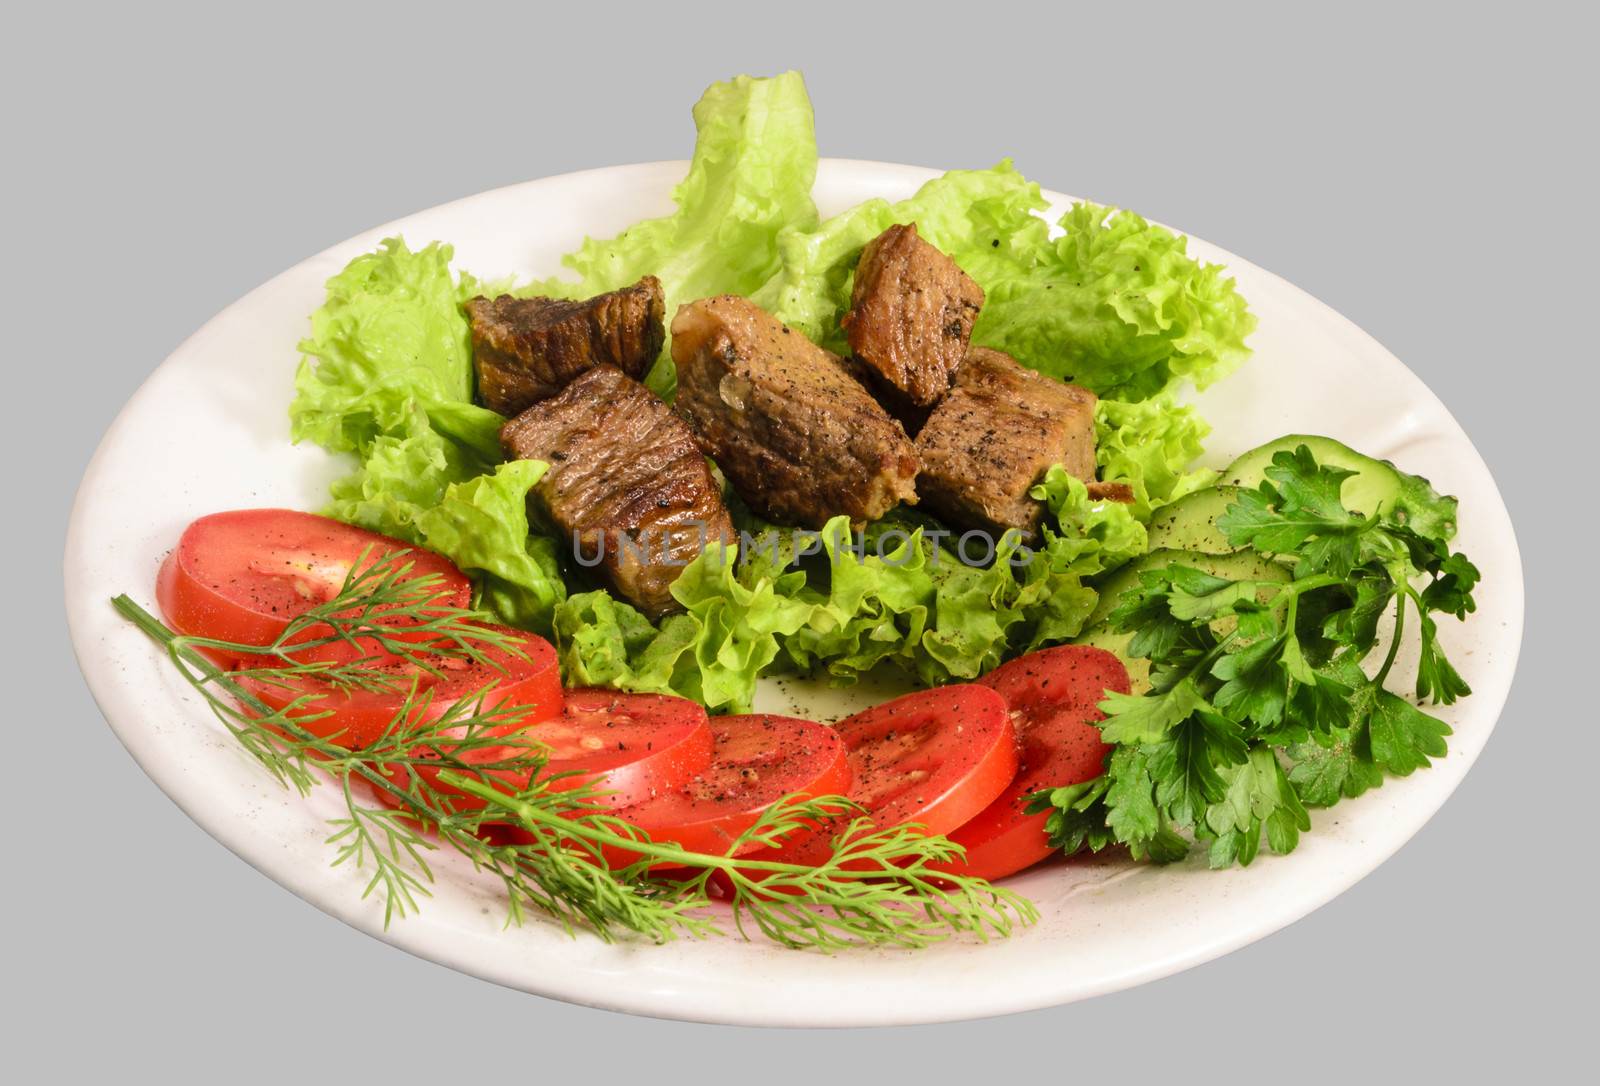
(64, 161), (1523, 1027)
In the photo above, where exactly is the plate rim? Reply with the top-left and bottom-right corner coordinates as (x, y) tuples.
(64, 158), (1526, 1027)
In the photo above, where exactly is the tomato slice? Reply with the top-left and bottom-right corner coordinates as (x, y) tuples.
(520, 689), (714, 809)
(609, 714), (851, 858)
(755, 685), (1017, 867)
(935, 645), (1130, 880)
(236, 623), (562, 752)
(157, 509), (472, 664)
(370, 686), (714, 824)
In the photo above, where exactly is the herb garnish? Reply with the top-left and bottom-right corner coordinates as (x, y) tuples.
(112, 556), (1035, 949)
(1030, 446), (1480, 867)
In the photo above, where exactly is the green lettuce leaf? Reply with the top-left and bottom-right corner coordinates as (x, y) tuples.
(551, 590), (662, 690)
(1031, 467), (1150, 572)
(777, 518), (937, 683)
(752, 164), (1254, 404)
(291, 237), (507, 537)
(551, 508), (1112, 712)
(292, 238), (476, 416)
(551, 541), (815, 713)
(1094, 397), (1219, 519)
(776, 515), (1102, 687)
(974, 203), (1256, 400)
(411, 460), (566, 633)
(525, 71), (819, 397)
(753, 162), (1046, 347)
(288, 74), (1256, 714)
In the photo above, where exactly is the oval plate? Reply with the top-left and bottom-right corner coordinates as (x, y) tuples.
(64, 161), (1523, 1027)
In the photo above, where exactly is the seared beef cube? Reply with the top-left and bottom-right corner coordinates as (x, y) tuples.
(1086, 481), (1135, 504)
(467, 276), (665, 416)
(671, 295), (919, 528)
(499, 365), (731, 618)
(913, 348), (1099, 541)
(842, 224), (985, 410)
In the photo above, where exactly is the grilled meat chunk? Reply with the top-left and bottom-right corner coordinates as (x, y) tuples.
(913, 347), (1099, 541)
(671, 295), (919, 528)
(499, 365), (731, 618)
(842, 223), (985, 411)
(467, 276), (665, 416)
(1086, 481), (1135, 504)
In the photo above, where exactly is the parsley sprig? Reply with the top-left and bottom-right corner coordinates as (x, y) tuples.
(113, 555), (1035, 949)
(1030, 445), (1481, 867)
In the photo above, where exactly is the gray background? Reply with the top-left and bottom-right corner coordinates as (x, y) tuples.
(12, 2), (1589, 1079)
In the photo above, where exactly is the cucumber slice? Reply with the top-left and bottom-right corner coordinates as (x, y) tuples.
(1223, 434), (1458, 540)
(1076, 548), (1294, 689)
(1145, 486), (1246, 554)
(1086, 547), (1293, 629)
(1074, 623), (1152, 695)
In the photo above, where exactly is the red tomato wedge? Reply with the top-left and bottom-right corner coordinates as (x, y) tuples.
(934, 645), (1130, 880)
(755, 685), (1017, 867)
(236, 623), (562, 752)
(607, 714), (851, 858)
(156, 509), (472, 664)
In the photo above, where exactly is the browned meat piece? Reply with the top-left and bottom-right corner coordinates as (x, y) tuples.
(913, 347), (1099, 541)
(671, 295), (919, 528)
(467, 276), (665, 416)
(1086, 481), (1135, 504)
(499, 365), (731, 618)
(841, 223), (985, 411)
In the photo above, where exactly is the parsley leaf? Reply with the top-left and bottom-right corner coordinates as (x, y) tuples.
(1036, 441), (1480, 869)
(1099, 678), (1210, 744)
(1165, 567), (1268, 623)
(1103, 747), (1162, 844)
(1219, 448), (1367, 574)
(1422, 551), (1481, 619)
(1028, 776), (1116, 856)
(1211, 635), (1291, 731)
(1284, 664), (1358, 735)
(1202, 746), (1310, 867)
(1041, 750), (1190, 864)
(1287, 725), (1385, 806)
(1366, 689), (1452, 775)
(1149, 712), (1248, 827)
(1413, 603), (1472, 705)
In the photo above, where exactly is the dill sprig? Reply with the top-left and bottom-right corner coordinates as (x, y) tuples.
(446, 776), (1037, 950)
(111, 554), (1036, 950)
(181, 547), (530, 692)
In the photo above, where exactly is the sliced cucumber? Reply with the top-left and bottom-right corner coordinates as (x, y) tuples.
(1076, 548), (1294, 691)
(1223, 434), (1458, 540)
(1086, 547), (1293, 629)
(1145, 486), (1246, 554)
(1075, 623), (1152, 695)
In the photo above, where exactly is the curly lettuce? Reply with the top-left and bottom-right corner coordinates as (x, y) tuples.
(1094, 398), (1219, 520)
(974, 203), (1256, 401)
(411, 460), (566, 632)
(753, 163), (1254, 405)
(525, 70), (819, 397)
(552, 540), (815, 712)
(289, 242), (565, 630)
(290, 238), (507, 540)
(1031, 468), (1149, 566)
(753, 162), (1047, 347)
(290, 71), (1253, 708)
(549, 499), (1140, 713)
